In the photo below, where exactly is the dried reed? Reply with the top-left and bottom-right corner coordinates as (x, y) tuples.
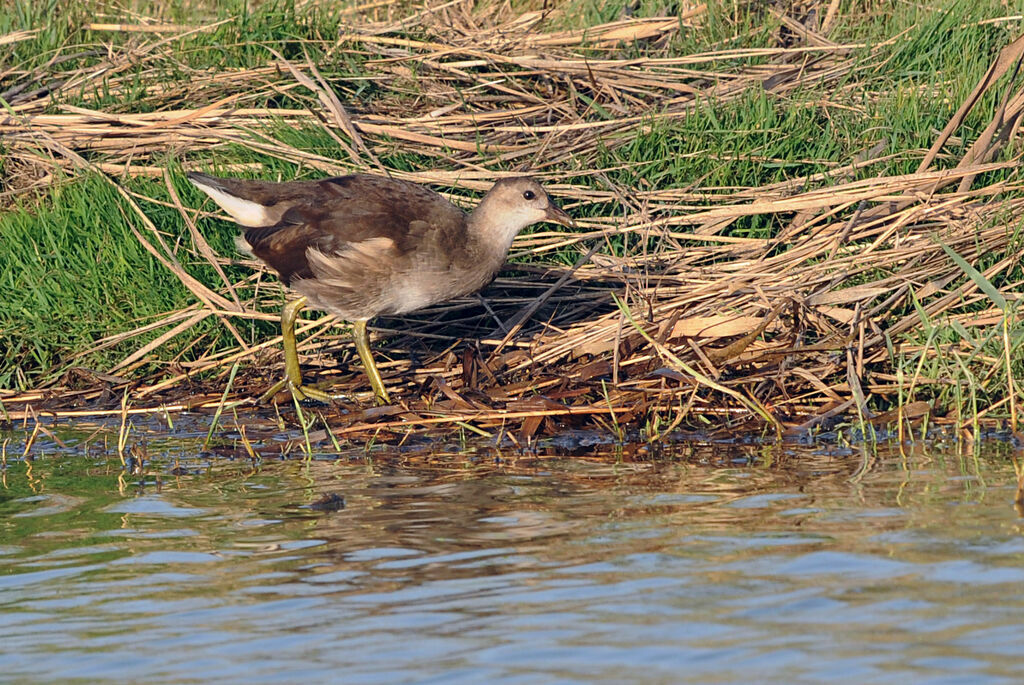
(2, 0), (1023, 443)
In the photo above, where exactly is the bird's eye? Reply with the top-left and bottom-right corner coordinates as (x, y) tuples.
(522, 190), (535, 200)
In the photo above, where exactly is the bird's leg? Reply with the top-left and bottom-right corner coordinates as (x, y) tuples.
(352, 319), (391, 405)
(260, 296), (334, 404)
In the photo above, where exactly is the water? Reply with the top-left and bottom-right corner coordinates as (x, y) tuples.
(3, 424), (1024, 683)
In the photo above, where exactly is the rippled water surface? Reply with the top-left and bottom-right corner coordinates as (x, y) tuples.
(3, 423), (1024, 683)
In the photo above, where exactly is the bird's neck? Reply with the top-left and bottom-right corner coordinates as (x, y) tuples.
(466, 193), (529, 258)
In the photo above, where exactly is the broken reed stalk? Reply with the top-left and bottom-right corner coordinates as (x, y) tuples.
(615, 294), (783, 435)
(2, 1), (1024, 441)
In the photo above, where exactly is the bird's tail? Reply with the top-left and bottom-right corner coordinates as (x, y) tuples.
(187, 172), (275, 227)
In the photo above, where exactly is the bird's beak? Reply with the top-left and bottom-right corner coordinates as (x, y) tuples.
(545, 202), (575, 228)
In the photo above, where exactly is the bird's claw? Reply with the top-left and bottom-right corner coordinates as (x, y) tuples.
(259, 378), (340, 406)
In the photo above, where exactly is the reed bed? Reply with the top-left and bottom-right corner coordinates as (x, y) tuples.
(2, 0), (1023, 445)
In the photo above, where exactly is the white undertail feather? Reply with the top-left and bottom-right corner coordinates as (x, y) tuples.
(190, 179), (274, 227)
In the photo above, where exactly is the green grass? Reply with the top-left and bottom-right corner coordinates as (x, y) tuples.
(890, 230), (1024, 432)
(0, 174), (245, 387)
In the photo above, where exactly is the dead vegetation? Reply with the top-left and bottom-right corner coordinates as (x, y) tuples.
(2, 1), (1024, 444)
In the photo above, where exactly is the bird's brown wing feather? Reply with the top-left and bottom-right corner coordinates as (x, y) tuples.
(238, 175), (467, 285)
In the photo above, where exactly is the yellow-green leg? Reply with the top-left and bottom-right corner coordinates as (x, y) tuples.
(352, 319), (391, 405)
(259, 296), (334, 404)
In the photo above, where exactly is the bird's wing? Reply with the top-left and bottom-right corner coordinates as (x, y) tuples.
(233, 176), (465, 285)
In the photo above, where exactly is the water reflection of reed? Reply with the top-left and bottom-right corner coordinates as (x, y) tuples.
(8, 430), (1017, 566)
(124, 439), (1004, 595)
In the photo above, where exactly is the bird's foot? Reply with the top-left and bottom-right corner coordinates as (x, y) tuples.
(258, 378), (342, 405)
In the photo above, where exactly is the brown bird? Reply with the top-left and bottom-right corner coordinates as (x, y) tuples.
(188, 172), (574, 405)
